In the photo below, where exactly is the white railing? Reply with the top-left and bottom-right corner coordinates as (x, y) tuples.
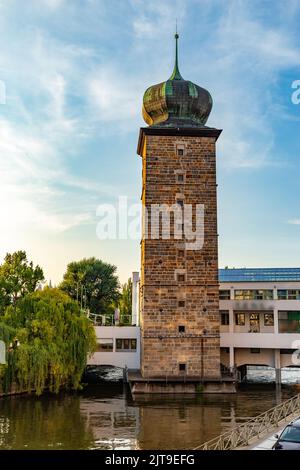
(87, 311), (132, 326)
(194, 394), (300, 450)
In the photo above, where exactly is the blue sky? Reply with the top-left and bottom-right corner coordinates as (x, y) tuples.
(0, 0), (299, 284)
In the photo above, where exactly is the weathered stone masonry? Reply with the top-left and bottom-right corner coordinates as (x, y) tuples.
(138, 130), (221, 379)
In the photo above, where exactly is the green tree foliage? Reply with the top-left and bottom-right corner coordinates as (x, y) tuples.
(0, 251), (44, 311)
(118, 278), (132, 318)
(0, 288), (96, 395)
(60, 258), (120, 314)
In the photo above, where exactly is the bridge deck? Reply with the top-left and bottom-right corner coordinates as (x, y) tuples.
(249, 428), (282, 450)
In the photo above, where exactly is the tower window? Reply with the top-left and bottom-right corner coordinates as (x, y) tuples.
(178, 300), (185, 308)
(177, 173), (184, 183)
(250, 348), (260, 354)
(178, 325), (185, 333)
(179, 363), (186, 372)
(177, 274), (185, 282)
(176, 199), (184, 208)
(176, 144), (186, 157)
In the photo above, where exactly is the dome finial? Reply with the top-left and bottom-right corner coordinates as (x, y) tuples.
(169, 24), (183, 80)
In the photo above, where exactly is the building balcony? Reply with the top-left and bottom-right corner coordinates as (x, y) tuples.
(220, 332), (300, 349)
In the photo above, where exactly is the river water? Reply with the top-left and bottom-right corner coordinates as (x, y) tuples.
(0, 367), (299, 450)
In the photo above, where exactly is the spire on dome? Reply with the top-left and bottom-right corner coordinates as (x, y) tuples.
(142, 32), (213, 128)
(169, 28), (183, 80)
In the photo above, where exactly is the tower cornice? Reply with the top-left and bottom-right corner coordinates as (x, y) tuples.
(137, 126), (222, 156)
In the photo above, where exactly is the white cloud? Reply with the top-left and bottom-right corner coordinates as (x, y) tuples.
(88, 68), (143, 126)
(288, 219), (300, 225)
(194, 1), (300, 169)
(0, 116), (102, 246)
(35, 0), (64, 9)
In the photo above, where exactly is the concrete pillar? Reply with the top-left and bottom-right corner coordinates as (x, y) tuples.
(229, 308), (234, 334)
(229, 347), (235, 372)
(274, 349), (281, 385)
(0, 340), (6, 364)
(274, 307), (279, 335)
(132, 272), (140, 326)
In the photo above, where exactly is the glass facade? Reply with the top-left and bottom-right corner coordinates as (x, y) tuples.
(219, 290), (231, 300)
(277, 290), (300, 300)
(249, 313), (260, 332)
(234, 289), (273, 300)
(264, 313), (274, 326)
(116, 338), (137, 351)
(220, 311), (229, 325)
(278, 311), (300, 333)
(235, 313), (245, 326)
(96, 339), (113, 352)
(219, 268), (300, 282)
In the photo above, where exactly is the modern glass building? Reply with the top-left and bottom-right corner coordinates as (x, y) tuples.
(219, 268), (300, 383)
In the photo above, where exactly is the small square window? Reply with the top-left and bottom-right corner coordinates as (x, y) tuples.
(178, 325), (185, 333)
(178, 300), (185, 308)
(177, 174), (184, 183)
(222, 347), (230, 354)
(176, 199), (184, 208)
(177, 274), (185, 282)
(179, 363), (186, 371)
(250, 348), (260, 354)
(177, 148), (184, 156)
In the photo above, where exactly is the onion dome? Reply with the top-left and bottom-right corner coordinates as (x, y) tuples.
(142, 33), (213, 127)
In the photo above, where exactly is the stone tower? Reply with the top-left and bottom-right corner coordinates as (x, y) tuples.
(137, 34), (222, 384)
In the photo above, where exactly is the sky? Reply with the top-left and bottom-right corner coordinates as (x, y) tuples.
(0, 0), (300, 285)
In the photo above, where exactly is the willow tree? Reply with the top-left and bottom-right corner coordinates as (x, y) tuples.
(0, 288), (96, 395)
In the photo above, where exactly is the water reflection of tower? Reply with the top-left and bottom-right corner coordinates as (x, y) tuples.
(136, 396), (222, 449)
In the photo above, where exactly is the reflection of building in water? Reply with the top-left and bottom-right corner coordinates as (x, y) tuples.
(79, 390), (140, 449)
(136, 399), (222, 449)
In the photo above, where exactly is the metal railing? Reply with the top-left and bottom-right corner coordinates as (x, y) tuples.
(87, 312), (132, 326)
(194, 394), (300, 450)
